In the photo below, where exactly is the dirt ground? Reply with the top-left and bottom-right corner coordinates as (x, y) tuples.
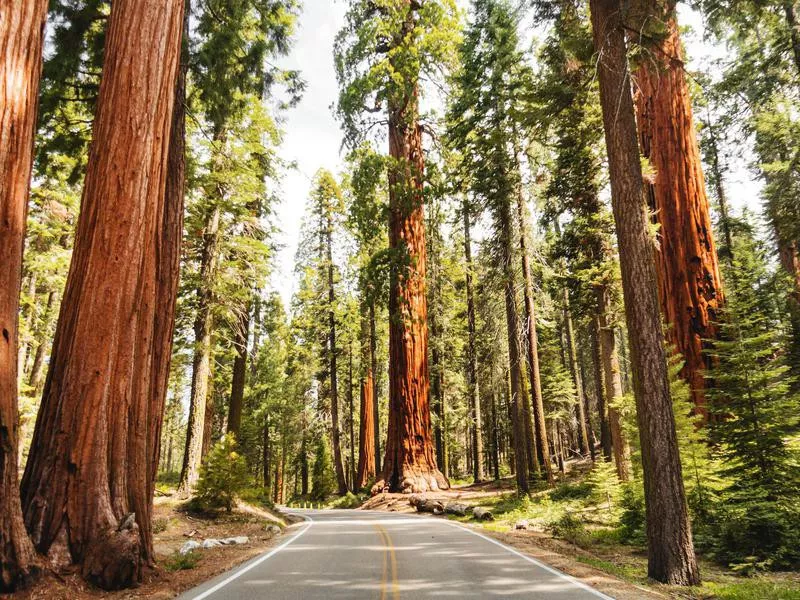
(6, 497), (300, 600)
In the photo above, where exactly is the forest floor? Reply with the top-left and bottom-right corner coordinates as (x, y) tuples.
(9, 492), (300, 600)
(356, 462), (800, 600)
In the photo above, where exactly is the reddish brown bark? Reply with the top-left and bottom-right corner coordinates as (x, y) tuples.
(631, 6), (723, 417)
(373, 82), (447, 493)
(356, 313), (376, 490)
(0, 0), (48, 590)
(20, 0), (184, 589)
(590, 0), (700, 584)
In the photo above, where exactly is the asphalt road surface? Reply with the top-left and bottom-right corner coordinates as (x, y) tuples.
(178, 509), (613, 599)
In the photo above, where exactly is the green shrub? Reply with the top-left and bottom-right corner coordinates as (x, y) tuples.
(239, 487), (276, 509)
(164, 551), (200, 572)
(548, 512), (589, 546)
(549, 481), (592, 501)
(331, 492), (365, 509)
(618, 482), (646, 545)
(153, 517), (170, 534)
(194, 434), (250, 512)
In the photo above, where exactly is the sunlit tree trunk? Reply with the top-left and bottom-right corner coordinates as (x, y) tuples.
(325, 207), (347, 496)
(630, 3), (723, 418)
(0, 0), (48, 590)
(356, 311), (376, 489)
(514, 184), (550, 483)
(179, 203), (220, 497)
(590, 0), (700, 584)
(374, 45), (447, 493)
(20, 0), (183, 589)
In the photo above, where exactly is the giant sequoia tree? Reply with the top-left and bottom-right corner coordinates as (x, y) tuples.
(20, 0), (184, 589)
(629, 0), (724, 415)
(589, 0), (700, 584)
(336, 0), (458, 493)
(0, 0), (48, 590)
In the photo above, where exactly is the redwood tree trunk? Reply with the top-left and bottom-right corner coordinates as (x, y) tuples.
(590, 0), (700, 584)
(631, 4), (723, 418)
(355, 312), (376, 489)
(463, 201), (484, 483)
(20, 0), (184, 589)
(369, 301), (381, 472)
(373, 87), (448, 493)
(0, 0), (47, 590)
(148, 0), (189, 515)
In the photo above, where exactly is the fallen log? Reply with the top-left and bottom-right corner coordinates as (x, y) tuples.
(444, 502), (469, 516)
(472, 506), (494, 521)
(409, 495), (445, 515)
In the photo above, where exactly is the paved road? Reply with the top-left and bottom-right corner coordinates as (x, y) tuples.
(178, 509), (613, 599)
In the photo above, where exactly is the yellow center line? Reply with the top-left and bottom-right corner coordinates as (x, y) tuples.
(375, 524), (400, 600)
(376, 524), (388, 600)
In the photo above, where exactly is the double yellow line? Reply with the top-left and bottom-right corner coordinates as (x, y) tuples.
(375, 524), (400, 600)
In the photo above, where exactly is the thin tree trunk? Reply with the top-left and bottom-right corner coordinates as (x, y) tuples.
(356, 309), (376, 489)
(630, 4), (724, 418)
(348, 340), (356, 491)
(501, 199), (530, 495)
(596, 284), (632, 481)
(20, 0), (184, 588)
(515, 186), (552, 484)
(179, 203), (220, 497)
(326, 211), (347, 496)
(589, 0), (700, 584)
(490, 386), (500, 481)
(0, 0), (48, 590)
(463, 201), (484, 482)
(263, 415), (271, 493)
(369, 301), (381, 473)
(562, 287), (590, 456)
(227, 304), (250, 437)
(591, 315), (613, 460)
(27, 291), (57, 395)
(579, 357), (598, 461)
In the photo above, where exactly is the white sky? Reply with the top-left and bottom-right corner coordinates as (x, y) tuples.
(270, 2), (763, 308)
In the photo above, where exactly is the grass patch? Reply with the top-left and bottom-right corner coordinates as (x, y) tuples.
(575, 554), (646, 583)
(163, 551), (201, 572)
(697, 579), (800, 600)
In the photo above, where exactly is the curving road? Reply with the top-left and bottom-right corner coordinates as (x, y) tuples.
(178, 509), (613, 599)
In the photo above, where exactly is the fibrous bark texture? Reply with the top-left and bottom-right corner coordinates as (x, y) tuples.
(374, 86), (448, 494)
(631, 5), (723, 417)
(356, 314), (376, 490)
(590, 0), (700, 585)
(0, 0), (48, 590)
(20, 0), (184, 589)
